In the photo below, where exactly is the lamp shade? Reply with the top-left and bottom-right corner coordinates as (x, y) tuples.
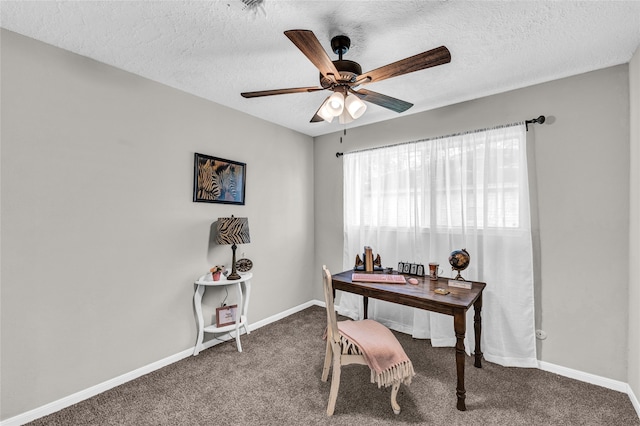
(338, 108), (354, 125)
(345, 94), (367, 119)
(216, 216), (250, 245)
(326, 92), (344, 116)
(317, 97), (335, 123)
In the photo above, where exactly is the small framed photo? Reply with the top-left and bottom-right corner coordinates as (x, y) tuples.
(193, 153), (246, 205)
(215, 304), (238, 327)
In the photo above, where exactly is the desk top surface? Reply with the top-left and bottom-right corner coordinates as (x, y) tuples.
(331, 270), (485, 313)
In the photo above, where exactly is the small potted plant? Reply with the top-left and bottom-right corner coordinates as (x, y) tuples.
(210, 265), (224, 281)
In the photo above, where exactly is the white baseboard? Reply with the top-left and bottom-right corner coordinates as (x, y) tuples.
(5, 302), (636, 425)
(628, 383), (640, 419)
(0, 300), (323, 426)
(537, 360), (628, 393)
(249, 299), (322, 331)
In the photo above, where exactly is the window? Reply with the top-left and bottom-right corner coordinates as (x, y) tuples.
(345, 127), (527, 231)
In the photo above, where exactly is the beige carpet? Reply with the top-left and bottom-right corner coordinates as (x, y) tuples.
(29, 305), (639, 425)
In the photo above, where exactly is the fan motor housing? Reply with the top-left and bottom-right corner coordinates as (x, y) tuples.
(319, 60), (362, 88)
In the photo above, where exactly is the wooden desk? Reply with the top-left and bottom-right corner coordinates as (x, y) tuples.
(331, 270), (486, 411)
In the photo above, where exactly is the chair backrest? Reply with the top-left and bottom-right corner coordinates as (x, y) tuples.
(322, 265), (340, 345)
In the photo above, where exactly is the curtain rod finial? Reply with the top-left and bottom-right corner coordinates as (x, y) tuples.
(525, 115), (546, 130)
(336, 152), (344, 158)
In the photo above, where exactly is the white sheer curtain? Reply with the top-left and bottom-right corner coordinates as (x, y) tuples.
(340, 124), (537, 367)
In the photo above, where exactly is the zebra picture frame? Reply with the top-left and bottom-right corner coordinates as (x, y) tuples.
(193, 153), (246, 205)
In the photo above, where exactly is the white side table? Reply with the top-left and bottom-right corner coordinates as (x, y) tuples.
(193, 272), (252, 355)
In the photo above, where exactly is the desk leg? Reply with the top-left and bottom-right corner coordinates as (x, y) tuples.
(363, 296), (369, 320)
(193, 285), (205, 356)
(453, 308), (466, 411)
(473, 294), (483, 368)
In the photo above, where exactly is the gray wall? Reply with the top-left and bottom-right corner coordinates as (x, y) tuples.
(0, 30), (315, 420)
(314, 65), (631, 382)
(629, 45), (640, 403)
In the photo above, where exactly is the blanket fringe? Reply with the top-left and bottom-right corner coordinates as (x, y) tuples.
(339, 335), (363, 355)
(339, 335), (415, 388)
(370, 360), (415, 388)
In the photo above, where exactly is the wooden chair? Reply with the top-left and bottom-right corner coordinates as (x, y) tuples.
(321, 265), (412, 416)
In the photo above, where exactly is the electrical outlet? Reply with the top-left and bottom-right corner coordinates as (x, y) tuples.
(535, 329), (547, 340)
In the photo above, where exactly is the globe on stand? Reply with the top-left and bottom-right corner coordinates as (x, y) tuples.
(449, 249), (470, 281)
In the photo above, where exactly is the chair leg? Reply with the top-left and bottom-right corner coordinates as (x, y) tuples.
(391, 382), (401, 415)
(326, 353), (341, 416)
(321, 340), (332, 382)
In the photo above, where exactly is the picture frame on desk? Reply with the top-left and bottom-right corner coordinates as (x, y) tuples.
(193, 153), (246, 205)
(216, 304), (238, 327)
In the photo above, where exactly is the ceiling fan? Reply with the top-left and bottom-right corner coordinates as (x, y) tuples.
(241, 29), (451, 124)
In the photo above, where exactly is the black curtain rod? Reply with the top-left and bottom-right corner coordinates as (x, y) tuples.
(525, 115), (546, 131)
(336, 115), (546, 158)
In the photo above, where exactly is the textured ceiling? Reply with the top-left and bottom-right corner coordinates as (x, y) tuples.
(1, 1), (639, 137)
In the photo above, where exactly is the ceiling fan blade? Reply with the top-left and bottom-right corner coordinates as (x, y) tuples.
(310, 113), (324, 123)
(356, 46), (451, 85)
(284, 30), (341, 80)
(350, 88), (413, 113)
(241, 86), (325, 98)
(310, 98), (328, 123)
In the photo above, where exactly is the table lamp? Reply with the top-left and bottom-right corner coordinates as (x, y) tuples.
(216, 216), (250, 280)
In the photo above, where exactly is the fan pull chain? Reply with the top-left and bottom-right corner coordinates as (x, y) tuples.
(336, 128), (347, 156)
(340, 127), (347, 143)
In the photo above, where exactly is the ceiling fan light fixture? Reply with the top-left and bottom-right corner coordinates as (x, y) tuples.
(345, 94), (367, 119)
(326, 91), (344, 115)
(317, 97), (335, 123)
(338, 108), (355, 125)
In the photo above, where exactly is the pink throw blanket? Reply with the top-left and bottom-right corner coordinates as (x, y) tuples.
(338, 319), (415, 388)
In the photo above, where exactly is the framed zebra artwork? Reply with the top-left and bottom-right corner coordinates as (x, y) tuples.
(193, 153), (246, 205)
